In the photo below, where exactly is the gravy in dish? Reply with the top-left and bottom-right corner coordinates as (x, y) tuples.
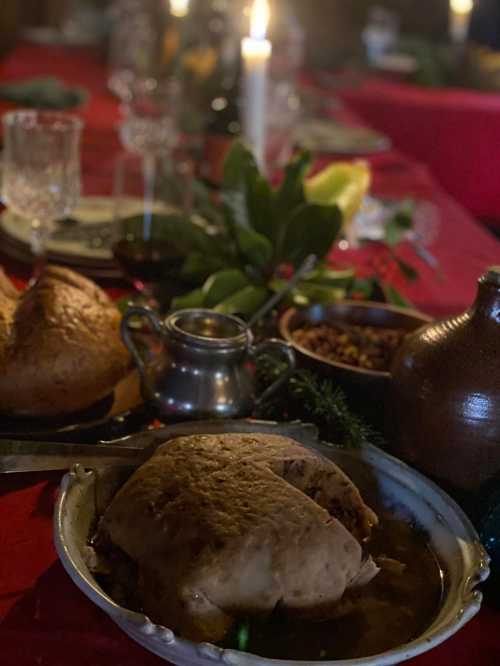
(94, 512), (443, 661)
(222, 514), (444, 660)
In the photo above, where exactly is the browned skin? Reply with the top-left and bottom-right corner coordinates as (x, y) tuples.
(0, 265), (130, 417)
(0, 268), (19, 300)
(0, 270), (18, 353)
(100, 434), (379, 643)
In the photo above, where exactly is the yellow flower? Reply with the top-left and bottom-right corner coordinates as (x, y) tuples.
(304, 161), (371, 227)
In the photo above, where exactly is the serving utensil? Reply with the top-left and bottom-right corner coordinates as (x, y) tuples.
(247, 254), (317, 328)
(0, 419), (319, 474)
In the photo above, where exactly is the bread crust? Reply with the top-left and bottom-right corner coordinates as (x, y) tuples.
(0, 265), (130, 417)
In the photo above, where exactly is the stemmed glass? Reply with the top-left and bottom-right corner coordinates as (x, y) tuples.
(119, 78), (180, 245)
(113, 79), (188, 307)
(1, 110), (83, 278)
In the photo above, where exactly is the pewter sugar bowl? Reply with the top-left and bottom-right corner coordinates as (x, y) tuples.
(121, 308), (296, 420)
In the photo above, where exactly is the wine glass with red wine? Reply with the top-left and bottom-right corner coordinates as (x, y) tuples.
(112, 152), (191, 306)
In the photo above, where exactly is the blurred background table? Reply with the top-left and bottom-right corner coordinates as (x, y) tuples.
(1, 41), (499, 316)
(335, 73), (500, 230)
(0, 38), (500, 666)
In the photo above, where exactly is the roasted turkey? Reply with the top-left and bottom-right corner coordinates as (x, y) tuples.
(98, 433), (379, 643)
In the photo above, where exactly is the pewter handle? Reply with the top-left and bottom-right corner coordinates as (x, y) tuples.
(252, 339), (296, 407)
(121, 306), (165, 388)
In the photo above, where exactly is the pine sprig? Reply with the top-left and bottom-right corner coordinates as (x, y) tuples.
(290, 372), (379, 449)
(256, 355), (383, 449)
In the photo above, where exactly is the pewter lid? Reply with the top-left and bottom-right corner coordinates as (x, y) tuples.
(485, 266), (500, 287)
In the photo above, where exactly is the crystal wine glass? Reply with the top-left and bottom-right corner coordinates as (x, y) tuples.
(1, 110), (83, 278)
(119, 76), (180, 238)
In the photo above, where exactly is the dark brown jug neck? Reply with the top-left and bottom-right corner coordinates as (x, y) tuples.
(473, 269), (500, 325)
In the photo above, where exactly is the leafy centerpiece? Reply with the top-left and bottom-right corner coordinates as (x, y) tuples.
(166, 141), (414, 315)
(172, 142), (348, 315)
(119, 140), (418, 315)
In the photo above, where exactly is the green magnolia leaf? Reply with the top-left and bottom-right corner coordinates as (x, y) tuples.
(381, 283), (413, 308)
(303, 266), (356, 289)
(348, 277), (377, 300)
(280, 203), (342, 267)
(275, 150), (311, 218)
(270, 278), (345, 307)
(222, 189), (250, 229)
(180, 252), (229, 283)
(293, 282), (346, 306)
(171, 288), (206, 310)
(393, 255), (419, 282)
(246, 174), (275, 240)
(384, 206), (414, 246)
(222, 141), (272, 235)
(214, 285), (269, 317)
(202, 269), (250, 308)
(222, 140), (259, 192)
(191, 179), (225, 228)
(235, 225), (273, 272)
(221, 143), (257, 232)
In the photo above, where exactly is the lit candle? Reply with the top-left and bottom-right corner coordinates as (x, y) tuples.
(241, 0), (272, 171)
(170, 0), (190, 18)
(449, 0), (473, 46)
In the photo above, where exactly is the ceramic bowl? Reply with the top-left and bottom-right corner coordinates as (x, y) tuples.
(54, 422), (489, 666)
(279, 301), (432, 390)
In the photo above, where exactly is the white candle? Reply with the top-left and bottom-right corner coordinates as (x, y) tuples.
(170, 0), (190, 18)
(241, 0), (272, 171)
(449, 0), (473, 45)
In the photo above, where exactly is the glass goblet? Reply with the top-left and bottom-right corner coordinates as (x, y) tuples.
(119, 77), (180, 243)
(112, 152), (191, 309)
(1, 110), (83, 278)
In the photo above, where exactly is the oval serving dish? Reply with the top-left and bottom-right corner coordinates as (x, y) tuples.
(54, 422), (489, 666)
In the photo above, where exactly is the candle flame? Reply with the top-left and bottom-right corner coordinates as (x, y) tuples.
(170, 0), (190, 18)
(250, 0), (270, 40)
(450, 0), (473, 14)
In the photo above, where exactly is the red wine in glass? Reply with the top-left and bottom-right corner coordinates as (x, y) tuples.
(113, 238), (184, 300)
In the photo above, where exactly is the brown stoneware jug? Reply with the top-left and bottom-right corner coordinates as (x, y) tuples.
(390, 267), (500, 492)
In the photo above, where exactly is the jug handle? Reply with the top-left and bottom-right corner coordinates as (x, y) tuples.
(252, 339), (296, 408)
(121, 306), (164, 390)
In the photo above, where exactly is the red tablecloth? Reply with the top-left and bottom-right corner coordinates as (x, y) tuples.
(0, 43), (500, 666)
(335, 73), (500, 226)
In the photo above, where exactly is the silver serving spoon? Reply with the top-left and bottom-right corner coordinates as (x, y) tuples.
(247, 254), (318, 329)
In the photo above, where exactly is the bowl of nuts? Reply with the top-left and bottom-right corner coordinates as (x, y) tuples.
(279, 301), (432, 389)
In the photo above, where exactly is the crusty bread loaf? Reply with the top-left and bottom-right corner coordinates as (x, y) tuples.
(99, 433), (378, 643)
(0, 265), (130, 417)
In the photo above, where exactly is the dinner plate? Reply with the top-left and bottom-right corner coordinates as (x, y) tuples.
(0, 371), (151, 443)
(0, 196), (179, 276)
(0, 196), (130, 264)
(54, 420), (489, 666)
